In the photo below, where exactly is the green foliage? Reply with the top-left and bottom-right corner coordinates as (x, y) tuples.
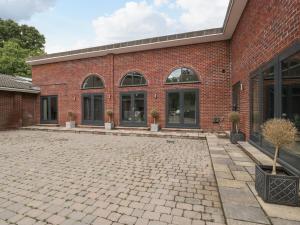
(150, 109), (159, 119)
(0, 19), (45, 77)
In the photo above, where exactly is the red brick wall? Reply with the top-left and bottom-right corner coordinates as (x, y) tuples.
(231, 0), (300, 138)
(0, 91), (36, 129)
(32, 41), (231, 131)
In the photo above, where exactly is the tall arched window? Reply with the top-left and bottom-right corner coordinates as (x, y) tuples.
(82, 75), (104, 89)
(120, 72), (147, 87)
(166, 67), (199, 84)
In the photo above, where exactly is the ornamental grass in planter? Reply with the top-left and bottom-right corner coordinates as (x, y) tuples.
(150, 109), (160, 132)
(105, 110), (114, 130)
(228, 111), (245, 144)
(255, 118), (299, 206)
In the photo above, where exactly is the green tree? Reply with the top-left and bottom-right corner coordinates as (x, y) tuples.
(0, 18), (45, 77)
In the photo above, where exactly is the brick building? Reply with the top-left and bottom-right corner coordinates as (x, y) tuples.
(27, 0), (300, 173)
(0, 74), (40, 129)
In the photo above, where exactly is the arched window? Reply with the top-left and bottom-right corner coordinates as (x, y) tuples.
(82, 75), (104, 89)
(166, 67), (199, 84)
(120, 72), (147, 87)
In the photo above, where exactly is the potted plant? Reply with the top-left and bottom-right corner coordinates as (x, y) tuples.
(228, 111), (245, 143)
(105, 110), (114, 130)
(66, 112), (76, 128)
(150, 109), (159, 132)
(255, 118), (299, 206)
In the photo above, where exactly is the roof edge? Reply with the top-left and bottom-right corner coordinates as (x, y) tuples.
(0, 86), (40, 94)
(27, 0), (247, 66)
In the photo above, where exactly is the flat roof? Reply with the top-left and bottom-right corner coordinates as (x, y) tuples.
(27, 0), (247, 66)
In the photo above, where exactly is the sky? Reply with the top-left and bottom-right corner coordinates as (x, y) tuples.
(0, 0), (230, 54)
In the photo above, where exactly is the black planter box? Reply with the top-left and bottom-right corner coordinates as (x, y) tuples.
(255, 165), (300, 206)
(230, 131), (245, 144)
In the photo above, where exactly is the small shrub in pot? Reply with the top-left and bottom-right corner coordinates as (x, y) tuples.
(255, 118), (299, 206)
(150, 109), (159, 132)
(66, 112), (76, 128)
(228, 111), (245, 143)
(105, 110), (114, 130)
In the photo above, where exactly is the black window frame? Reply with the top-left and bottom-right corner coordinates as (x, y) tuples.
(119, 91), (147, 127)
(249, 41), (300, 176)
(120, 72), (147, 87)
(81, 93), (104, 126)
(40, 95), (58, 124)
(165, 89), (200, 128)
(81, 75), (105, 90)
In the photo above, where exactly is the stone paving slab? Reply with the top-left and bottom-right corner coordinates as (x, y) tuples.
(206, 135), (271, 225)
(0, 130), (224, 225)
(207, 135), (300, 225)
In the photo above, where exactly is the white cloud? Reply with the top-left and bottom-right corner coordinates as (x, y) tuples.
(176, 0), (229, 30)
(92, 1), (176, 45)
(0, 0), (56, 21)
(153, 0), (169, 6)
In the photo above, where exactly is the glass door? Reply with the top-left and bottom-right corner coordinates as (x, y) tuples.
(82, 94), (104, 125)
(40, 96), (58, 124)
(121, 92), (146, 126)
(166, 89), (199, 128)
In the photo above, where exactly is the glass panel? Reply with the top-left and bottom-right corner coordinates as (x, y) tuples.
(167, 69), (181, 83)
(82, 77), (94, 89)
(121, 72), (146, 86)
(122, 75), (133, 86)
(93, 76), (104, 88)
(82, 75), (103, 89)
(42, 98), (48, 121)
(166, 68), (198, 83)
(133, 93), (145, 122)
(83, 96), (92, 120)
(50, 97), (57, 121)
(250, 75), (261, 141)
(122, 95), (131, 121)
(281, 51), (300, 155)
(168, 92), (180, 124)
(263, 66), (275, 122)
(232, 82), (240, 111)
(94, 95), (102, 121)
(133, 74), (142, 85)
(184, 92), (196, 124)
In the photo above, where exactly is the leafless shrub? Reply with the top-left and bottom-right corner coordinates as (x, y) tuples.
(150, 109), (159, 124)
(229, 111), (240, 133)
(262, 118), (297, 174)
(106, 110), (113, 122)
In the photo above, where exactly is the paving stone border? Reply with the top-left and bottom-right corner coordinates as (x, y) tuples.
(206, 135), (300, 225)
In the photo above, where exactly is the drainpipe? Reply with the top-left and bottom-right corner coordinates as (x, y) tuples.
(112, 54), (115, 124)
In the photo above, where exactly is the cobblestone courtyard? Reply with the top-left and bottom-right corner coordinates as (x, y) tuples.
(0, 131), (224, 225)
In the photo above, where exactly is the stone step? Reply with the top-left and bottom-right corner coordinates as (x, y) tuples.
(36, 124), (60, 127)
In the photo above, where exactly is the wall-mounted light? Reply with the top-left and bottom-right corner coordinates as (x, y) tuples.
(154, 93), (157, 99)
(240, 83), (243, 91)
(73, 96), (76, 101)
